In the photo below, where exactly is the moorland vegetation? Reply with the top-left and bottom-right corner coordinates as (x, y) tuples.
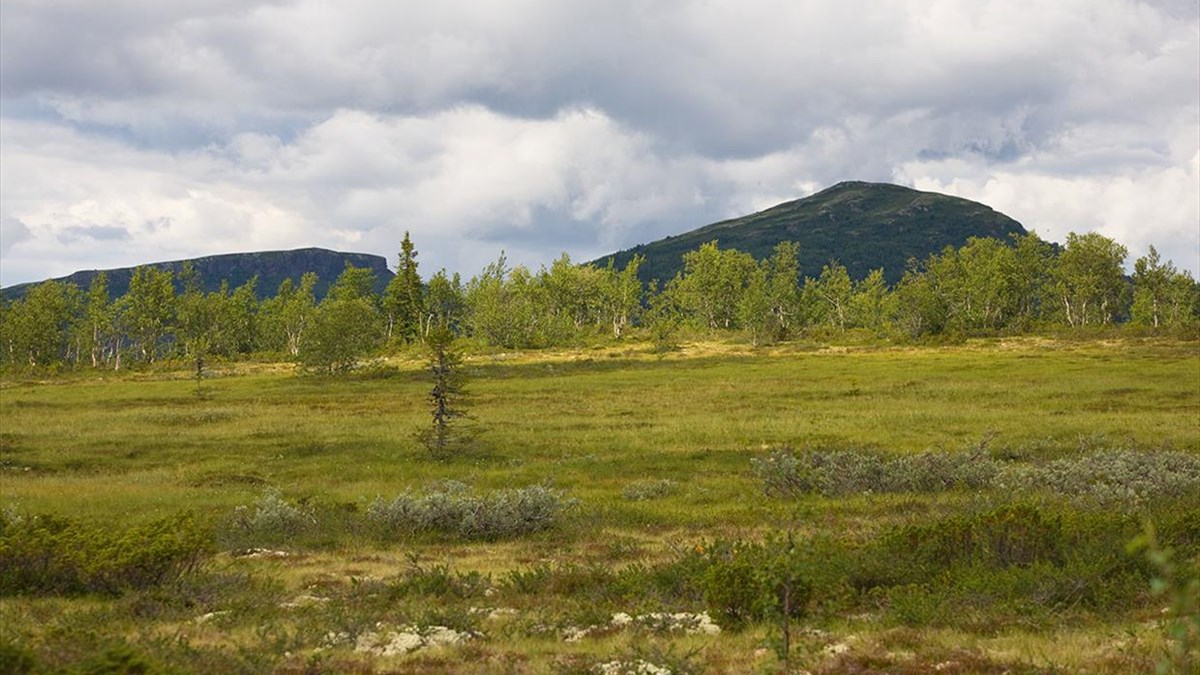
(1, 230), (1198, 673)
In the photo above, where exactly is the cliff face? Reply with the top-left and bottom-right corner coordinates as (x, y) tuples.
(592, 181), (1028, 284)
(2, 248), (394, 300)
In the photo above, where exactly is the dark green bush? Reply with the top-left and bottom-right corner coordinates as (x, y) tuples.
(884, 503), (1067, 572)
(0, 641), (40, 674)
(693, 537), (813, 629)
(0, 512), (209, 596)
(391, 561), (491, 599)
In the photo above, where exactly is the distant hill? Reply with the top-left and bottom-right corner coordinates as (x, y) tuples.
(1, 248), (394, 301)
(592, 181), (1028, 284)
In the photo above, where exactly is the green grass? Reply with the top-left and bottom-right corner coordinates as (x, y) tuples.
(1, 336), (1197, 673)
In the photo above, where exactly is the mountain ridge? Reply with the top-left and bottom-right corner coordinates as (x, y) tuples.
(591, 181), (1028, 283)
(0, 248), (394, 301)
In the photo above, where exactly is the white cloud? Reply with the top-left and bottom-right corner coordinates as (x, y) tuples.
(1, 0), (1197, 284)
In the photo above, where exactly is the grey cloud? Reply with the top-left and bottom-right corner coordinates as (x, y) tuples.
(57, 225), (132, 244)
(5, 1), (1194, 163)
(1, 215), (33, 255)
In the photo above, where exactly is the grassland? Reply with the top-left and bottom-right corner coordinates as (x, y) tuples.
(1, 337), (1198, 673)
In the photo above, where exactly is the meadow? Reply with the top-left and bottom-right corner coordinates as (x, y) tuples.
(1, 336), (1198, 673)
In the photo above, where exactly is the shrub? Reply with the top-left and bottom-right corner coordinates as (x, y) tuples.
(751, 447), (880, 497)
(752, 446), (998, 497)
(999, 449), (1200, 506)
(0, 511), (209, 596)
(882, 503), (1067, 573)
(690, 537), (812, 629)
(222, 490), (316, 546)
(391, 559), (492, 600)
(754, 446), (1200, 504)
(367, 482), (574, 540)
(621, 479), (679, 501)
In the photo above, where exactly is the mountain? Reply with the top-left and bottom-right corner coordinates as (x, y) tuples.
(1, 248), (394, 301)
(592, 181), (1028, 284)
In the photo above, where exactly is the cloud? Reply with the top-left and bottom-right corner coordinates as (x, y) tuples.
(1, 215), (32, 256)
(1, 0), (1197, 285)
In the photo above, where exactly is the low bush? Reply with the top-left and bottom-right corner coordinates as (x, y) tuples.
(219, 490), (318, 549)
(1000, 449), (1200, 506)
(0, 511), (209, 596)
(367, 481), (575, 540)
(754, 446), (1200, 504)
(391, 559), (492, 600)
(752, 446), (999, 497)
(622, 479), (679, 501)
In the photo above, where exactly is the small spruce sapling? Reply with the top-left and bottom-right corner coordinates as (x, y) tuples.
(419, 324), (472, 459)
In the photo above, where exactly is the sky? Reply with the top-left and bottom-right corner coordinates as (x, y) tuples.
(1, 0), (1198, 287)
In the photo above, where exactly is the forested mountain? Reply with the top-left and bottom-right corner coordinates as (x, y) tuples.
(1, 248), (393, 301)
(593, 181), (1028, 283)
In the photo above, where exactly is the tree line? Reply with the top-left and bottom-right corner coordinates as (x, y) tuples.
(2, 230), (1196, 372)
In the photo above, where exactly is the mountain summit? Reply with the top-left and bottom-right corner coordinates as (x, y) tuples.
(593, 181), (1027, 283)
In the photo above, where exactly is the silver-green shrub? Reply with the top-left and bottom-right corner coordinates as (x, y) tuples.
(1000, 450), (1200, 506)
(229, 490), (315, 539)
(754, 446), (1200, 504)
(367, 482), (573, 539)
(622, 479), (679, 501)
(751, 448), (887, 497)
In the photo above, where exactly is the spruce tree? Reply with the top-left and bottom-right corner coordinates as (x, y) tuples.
(419, 324), (471, 459)
(384, 232), (424, 342)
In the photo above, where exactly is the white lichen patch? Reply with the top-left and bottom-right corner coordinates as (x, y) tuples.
(593, 659), (673, 675)
(279, 594), (328, 609)
(563, 610), (720, 643)
(562, 625), (595, 642)
(353, 624), (476, 657)
(193, 611), (229, 624)
(233, 548), (290, 559)
(623, 611), (721, 635)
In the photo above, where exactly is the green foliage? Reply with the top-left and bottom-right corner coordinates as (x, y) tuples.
(0, 641), (40, 674)
(76, 642), (156, 675)
(884, 503), (1069, 572)
(366, 481), (574, 539)
(802, 259), (854, 332)
(423, 269), (466, 334)
(382, 231), (424, 343)
(1133, 245), (1199, 330)
(297, 297), (380, 373)
(1129, 525), (1200, 675)
(120, 266), (176, 363)
(670, 241), (757, 330)
(465, 253), (536, 348)
(260, 271), (317, 356)
(699, 537), (812, 629)
(0, 279), (83, 369)
(0, 511), (209, 596)
(1055, 231), (1130, 326)
(325, 262), (378, 304)
(601, 254), (645, 339)
(391, 557), (492, 599)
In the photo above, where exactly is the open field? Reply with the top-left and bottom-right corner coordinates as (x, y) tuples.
(2, 337), (1198, 673)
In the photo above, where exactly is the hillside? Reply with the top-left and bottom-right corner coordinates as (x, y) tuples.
(592, 181), (1028, 283)
(1, 248), (394, 301)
